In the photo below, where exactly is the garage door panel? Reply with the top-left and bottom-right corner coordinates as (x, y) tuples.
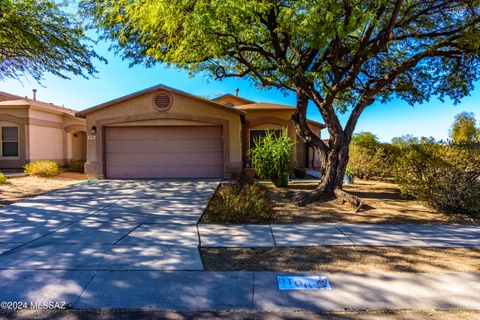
(105, 126), (223, 178)
(107, 164), (222, 179)
(107, 151), (223, 166)
(107, 139), (222, 154)
(146, 152), (223, 165)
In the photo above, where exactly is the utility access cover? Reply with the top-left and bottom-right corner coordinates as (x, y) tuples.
(277, 275), (332, 291)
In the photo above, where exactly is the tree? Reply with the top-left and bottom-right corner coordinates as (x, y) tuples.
(450, 111), (479, 144)
(0, 0), (102, 81)
(351, 131), (380, 147)
(391, 134), (420, 147)
(81, 0), (480, 207)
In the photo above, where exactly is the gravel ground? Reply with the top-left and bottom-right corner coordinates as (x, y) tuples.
(201, 246), (480, 273)
(0, 172), (88, 206)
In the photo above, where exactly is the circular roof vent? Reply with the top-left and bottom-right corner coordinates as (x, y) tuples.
(153, 92), (172, 110)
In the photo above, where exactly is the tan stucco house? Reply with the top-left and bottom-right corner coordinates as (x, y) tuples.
(77, 84), (324, 179)
(0, 91), (86, 169)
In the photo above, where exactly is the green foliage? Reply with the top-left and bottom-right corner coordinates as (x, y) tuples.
(249, 130), (295, 187)
(391, 134), (421, 147)
(0, 172), (6, 184)
(394, 142), (480, 217)
(349, 131), (399, 179)
(351, 131), (379, 147)
(344, 166), (355, 180)
(0, 0), (102, 81)
(82, 0), (480, 112)
(204, 183), (273, 224)
(66, 159), (85, 173)
(450, 112), (479, 145)
(24, 160), (60, 177)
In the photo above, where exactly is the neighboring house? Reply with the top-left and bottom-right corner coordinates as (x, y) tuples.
(0, 91), (86, 169)
(77, 84), (324, 179)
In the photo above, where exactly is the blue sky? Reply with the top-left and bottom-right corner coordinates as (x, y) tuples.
(1, 40), (479, 142)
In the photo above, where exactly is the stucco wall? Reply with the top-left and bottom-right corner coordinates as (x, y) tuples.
(28, 125), (64, 162)
(28, 109), (86, 165)
(83, 89), (243, 178)
(0, 104), (86, 169)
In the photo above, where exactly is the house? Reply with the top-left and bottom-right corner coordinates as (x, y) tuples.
(0, 90), (86, 169)
(77, 84), (324, 179)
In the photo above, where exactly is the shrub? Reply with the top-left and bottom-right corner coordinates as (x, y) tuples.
(204, 183), (273, 223)
(66, 159), (85, 173)
(249, 130), (295, 187)
(0, 172), (6, 184)
(394, 143), (480, 217)
(24, 160), (60, 177)
(349, 141), (399, 179)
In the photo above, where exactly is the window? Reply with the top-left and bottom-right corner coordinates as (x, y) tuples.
(249, 129), (283, 149)
(1, 127), (18, 157)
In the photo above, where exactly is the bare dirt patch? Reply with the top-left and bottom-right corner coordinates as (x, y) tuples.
(267, 180), (478, 224)
(201, 246), (480, 273)
(0, 172), (88, 206)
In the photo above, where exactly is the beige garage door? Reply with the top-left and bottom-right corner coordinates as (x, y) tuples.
(105, 126), (223, 179)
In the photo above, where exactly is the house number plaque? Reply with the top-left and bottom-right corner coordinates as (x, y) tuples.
(277, 275), (332, 291)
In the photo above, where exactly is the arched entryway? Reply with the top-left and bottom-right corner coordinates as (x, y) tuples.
(64, 125), (87, 161)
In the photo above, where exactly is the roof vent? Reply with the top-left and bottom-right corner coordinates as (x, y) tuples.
(153, 92), (172, 110)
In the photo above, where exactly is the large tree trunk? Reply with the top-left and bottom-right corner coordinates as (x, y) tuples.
(292, 89), (365, 211)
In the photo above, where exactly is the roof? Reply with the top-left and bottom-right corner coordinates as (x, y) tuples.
(236, 102), (326, 128)
(236, 102), (296, 111)
(77, 84), (246, 117)
(0, 91), (23, 101)
(211, 94), (255, 104)
(307, 119), (326, 128)
(0, 91), (78, 116)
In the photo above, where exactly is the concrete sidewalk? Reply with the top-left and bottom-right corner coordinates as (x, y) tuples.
(199, 223), (480, 248)
(0, 270), (478, 311)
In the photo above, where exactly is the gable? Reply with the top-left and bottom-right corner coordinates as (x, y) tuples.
(77, 84), (244, 117)
(211, 94), (254, 106)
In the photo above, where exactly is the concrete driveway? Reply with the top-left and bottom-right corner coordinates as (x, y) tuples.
(0, 179), (218, 271)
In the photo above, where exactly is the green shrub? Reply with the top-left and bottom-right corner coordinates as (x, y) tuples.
(66, 159), (85, 173)
(349, 141), (399, 179)
(24, 160), (60, 177)
(204, 183), (273, 223)
(249, 130), (295, 187)
(0, 172), (7, 184)
(394, 143), (480, 217)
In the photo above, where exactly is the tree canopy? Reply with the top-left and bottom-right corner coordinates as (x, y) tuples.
(0, 0), (102, 81)
(81, 0), (480, 204)
(450, 111), (480, 144)
(82, 1), (480, 110)
(351, 131), (380, 147)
